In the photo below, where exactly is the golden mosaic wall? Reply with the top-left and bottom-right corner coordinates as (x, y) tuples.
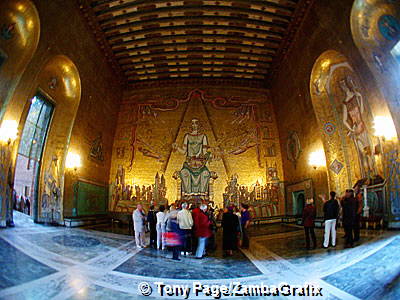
(109, 86), (284, 211)
(271, 0), (389, 216)
(0, 0), (121, 225)
(351, 0), (400, 226)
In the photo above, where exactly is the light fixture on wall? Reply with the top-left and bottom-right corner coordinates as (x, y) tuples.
(309, 149), (326, 170)
(0, 120), (19, 145)
(66, 152), (82, 172)
(373, 116), (397, 141)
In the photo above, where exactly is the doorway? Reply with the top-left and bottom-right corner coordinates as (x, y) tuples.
(13, 92), (53, 222)
(292, 190), (305, 216)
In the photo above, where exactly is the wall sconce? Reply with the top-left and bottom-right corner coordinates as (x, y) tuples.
(0, 120), (19, 145)
(309, 149), (326, 170)
(66, 152), (81, 171)
(373, 116), (397, 141)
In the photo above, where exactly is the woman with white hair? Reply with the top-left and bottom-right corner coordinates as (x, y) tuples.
(194, 204), (212, 259)
(177, 202), (193, 255)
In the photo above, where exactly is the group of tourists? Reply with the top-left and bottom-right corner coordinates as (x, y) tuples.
(132, 202), (251, 260)
(13, 192), (31, 216)
(302, 186), (364, 249)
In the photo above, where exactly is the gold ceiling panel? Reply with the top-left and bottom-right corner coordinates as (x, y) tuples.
(80, 0), (310, 86)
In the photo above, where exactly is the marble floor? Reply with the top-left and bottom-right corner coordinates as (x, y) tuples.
(0, 212), (399, 300)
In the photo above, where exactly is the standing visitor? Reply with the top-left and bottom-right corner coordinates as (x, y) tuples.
(156, 205), (167, 250)
(133, 204), (147, 248)
(302, 198), (317, 250)
(166, 205), (177, 232)
(240, 204), (251, 249)
(323, 191), (340, 248)
(177, 202), (193, 255)
(341, 189), (357, 248)
(222, 207), (240, 257)
(191, 203), (201, 253)
(354, 185), (364, 242)
(206, 206), (218, 253)
(147, 205), (157, 249)
(166, 209), (183, 261)
(194, 204), (212, 259)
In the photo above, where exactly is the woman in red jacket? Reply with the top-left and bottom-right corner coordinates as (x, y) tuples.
(194, 204), (212, 259)
(302, 198), (317, 250)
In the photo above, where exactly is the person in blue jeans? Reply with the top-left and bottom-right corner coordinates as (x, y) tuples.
(194, 204), (212, 259)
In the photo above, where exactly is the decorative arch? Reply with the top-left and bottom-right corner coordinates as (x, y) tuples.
(0, 0), (40, 227)
(310, 50), (377, 194)
(33, 55), (82, 223)
(351, 0), (400, 135)
(351, 0), (400, 226)
(0, 0), (40, 121)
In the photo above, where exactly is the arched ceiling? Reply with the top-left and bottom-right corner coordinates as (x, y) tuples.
(78, 0), (312, 88)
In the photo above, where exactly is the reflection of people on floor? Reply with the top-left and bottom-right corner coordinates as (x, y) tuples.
(302, 198), (317, 250)
(323, 191), (340, 248)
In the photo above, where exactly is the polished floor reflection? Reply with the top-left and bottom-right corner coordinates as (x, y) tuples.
(0, 211), (399, 300)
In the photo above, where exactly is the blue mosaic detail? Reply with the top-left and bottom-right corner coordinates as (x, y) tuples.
(52, 235), (101, 248)
(114, 247), (261, 279)
(323, 238), (400, 299)
(0, 238), (56, 289)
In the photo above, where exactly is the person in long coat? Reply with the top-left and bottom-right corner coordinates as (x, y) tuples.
(194, 204), (212, 259)
(147, 205), (157, 249)
(302, 198), (317, 250)
(222, 207), (240, 257)
(133, 204), (146, 248)
(341, 189), (357, 248)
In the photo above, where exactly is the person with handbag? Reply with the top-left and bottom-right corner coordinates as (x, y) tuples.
(165, 209), (184, 261)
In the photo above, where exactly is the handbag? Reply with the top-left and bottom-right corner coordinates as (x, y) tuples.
(164, 232), (181, 247)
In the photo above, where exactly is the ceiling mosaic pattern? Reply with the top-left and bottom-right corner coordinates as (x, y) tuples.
(80, 0), (310, 86)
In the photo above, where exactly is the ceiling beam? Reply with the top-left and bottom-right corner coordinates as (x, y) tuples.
(106, 24), (285, 42)
(113, 42), (278, 57)
(109, 33), (282, 48)
(124, 63), (269, 76)
(97, 5), (291, 26)
(127, 70), (267, 81)
(101, 15), (288, 33)
(92, 0), (296, 15)
(119, 55), (272, 69)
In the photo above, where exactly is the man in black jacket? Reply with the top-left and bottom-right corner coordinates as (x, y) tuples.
(341, 189), (357, 248)
(323, 191), (340, 248)
(147, 205), (157, 249)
